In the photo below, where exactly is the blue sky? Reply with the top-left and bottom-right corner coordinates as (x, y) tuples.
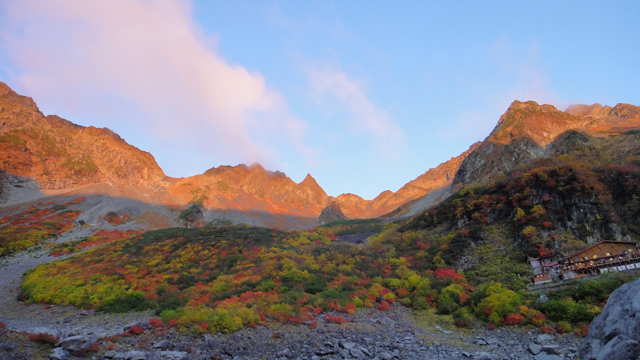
(0, 1), (638, 199)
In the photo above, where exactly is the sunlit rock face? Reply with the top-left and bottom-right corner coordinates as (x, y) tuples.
(453, 100), (640, 187)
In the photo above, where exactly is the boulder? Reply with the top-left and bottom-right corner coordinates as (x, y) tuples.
(581, 277), (640, 360)
(50, 347), (71, 360)
(57, 335), (97, 355)
(528, 343), (543, 355)
(536, 334), (555, 345)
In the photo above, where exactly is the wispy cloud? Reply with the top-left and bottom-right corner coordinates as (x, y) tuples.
(0, 0), (313, 173)
(441, 41), (566, 142)
(306, 65), (404, 157)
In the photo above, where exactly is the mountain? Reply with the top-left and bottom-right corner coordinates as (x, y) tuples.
(0, 82), (486, 230)
(0, 82), (168, 191)
(453, 100), (640, 187)
(0, 82), (327, 230)
(3, 80), (639, 236)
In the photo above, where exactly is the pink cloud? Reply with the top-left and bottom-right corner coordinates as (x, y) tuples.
(0, 0), (312, 171)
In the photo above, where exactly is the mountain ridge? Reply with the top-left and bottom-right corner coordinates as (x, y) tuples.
(2, 81), (640, 231)
(1, 82), (468, 228)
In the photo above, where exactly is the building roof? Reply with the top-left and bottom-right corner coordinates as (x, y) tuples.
(566, 240), (637, 261)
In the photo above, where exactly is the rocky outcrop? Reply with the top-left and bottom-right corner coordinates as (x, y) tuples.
(318, 200), (346, 224)
(580, 277), (640, 360)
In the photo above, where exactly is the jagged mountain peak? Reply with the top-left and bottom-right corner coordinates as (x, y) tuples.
(300, 173), (319, 187)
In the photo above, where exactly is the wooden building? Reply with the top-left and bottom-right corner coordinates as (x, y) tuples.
(567, 240), (640, 277)
(568, 240), (637, 263)
(530, 240), (640, 284)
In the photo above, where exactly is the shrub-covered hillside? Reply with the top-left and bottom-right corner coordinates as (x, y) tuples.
(0, 196), (84, 257)
(22, 220), (555, 334)
(402, 130), (640, 277)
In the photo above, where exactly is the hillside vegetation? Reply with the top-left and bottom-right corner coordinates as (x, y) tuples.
(19, 128), (640, 335)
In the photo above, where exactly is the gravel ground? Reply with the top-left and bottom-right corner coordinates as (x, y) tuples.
(0, 229), (583, 360)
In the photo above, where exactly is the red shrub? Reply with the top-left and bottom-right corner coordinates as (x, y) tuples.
(28, 333), (60, 344)
(313, 307), (323, 315)
(103, 336), (121, 343)
(169, 319), (178, 327)
(308, 321), (317, 329)
(272, 332), (282, 338)
(148, 318), (163, 328)
(325, 314), (349, 324)
(487, 323), (496, 330)
(377, 300), (390, 311)
(532, 312), (546, 326)
(539, 325), (554, 334)
(504, 313), (524, 326)
(434, 268), (463, 281)
(199, 322), (208, 331)
(129, 325), (144, 335)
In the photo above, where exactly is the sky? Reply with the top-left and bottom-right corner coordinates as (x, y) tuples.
(0, 1), (638, 200)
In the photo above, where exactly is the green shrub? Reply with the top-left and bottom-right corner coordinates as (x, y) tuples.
(98, 291), (155, 313)
(542, 299), (595, 323)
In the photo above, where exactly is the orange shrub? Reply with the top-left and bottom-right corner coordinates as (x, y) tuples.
(345, 303), (356, 315)
(396, 288), (409, 298)
(504, 313), (524, 326)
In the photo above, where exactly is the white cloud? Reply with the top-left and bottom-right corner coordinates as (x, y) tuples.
(306, 65), (404, 157)
(0, 0), (313, 172)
